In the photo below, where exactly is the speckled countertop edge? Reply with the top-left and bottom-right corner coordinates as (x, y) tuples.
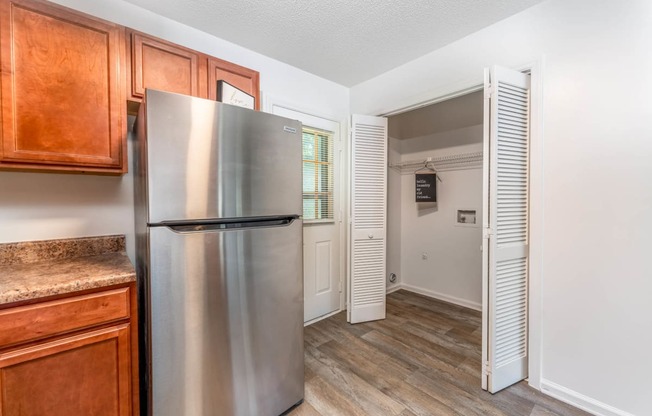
(0, 235), (135, 305)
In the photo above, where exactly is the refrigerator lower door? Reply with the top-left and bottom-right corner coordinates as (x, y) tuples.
(147, 220), (304, 416)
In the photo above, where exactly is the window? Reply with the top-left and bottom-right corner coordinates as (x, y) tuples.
(302, 126), (334, 221)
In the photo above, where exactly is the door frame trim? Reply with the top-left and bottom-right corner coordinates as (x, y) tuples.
(375, 58), (544, 390)
(264, 95), (348, 319)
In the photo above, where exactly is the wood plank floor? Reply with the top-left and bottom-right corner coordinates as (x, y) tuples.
(288, 290), (589, 416)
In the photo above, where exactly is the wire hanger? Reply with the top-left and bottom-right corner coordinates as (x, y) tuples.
(414, 161), (435, 173)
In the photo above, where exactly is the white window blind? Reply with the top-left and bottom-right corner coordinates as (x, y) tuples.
(302, 126), (334, 221)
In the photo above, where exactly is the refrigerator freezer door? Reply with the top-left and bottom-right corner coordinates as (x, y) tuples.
(148, 220), (304, 416)
(141, 89), (302, 224)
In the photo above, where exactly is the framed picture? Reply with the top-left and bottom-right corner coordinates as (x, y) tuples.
(216, 80), (255, 109)
(415, 173), (437, 202)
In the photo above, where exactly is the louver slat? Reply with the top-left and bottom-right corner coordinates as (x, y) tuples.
(349, 115), (387, 324)
(496, 79), (529, 247)
(484, 66), (531, 393)
(353, 123), (386, 229)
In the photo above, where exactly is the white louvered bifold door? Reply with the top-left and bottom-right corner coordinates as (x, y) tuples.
(481, 66), (531, 393)
(348, 114), (387, 324)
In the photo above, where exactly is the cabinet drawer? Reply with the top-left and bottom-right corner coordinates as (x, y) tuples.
(0, 287), (130, 348)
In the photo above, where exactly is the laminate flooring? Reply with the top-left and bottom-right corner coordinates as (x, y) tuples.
(288, 290), (589, 416)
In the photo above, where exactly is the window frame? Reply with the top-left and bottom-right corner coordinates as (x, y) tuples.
(302, 126), (335, 223)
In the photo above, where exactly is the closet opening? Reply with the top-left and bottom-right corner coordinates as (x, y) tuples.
(384, 90), (485, 382)
(386, 90), (484, 311)
(379, 65), (535, 394)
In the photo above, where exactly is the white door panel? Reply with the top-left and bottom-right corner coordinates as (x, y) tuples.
(303, 223), (340, 321)
(349, 114), (388, 324)
(270, 102), (343, 323)
(482, 65), (531, 393)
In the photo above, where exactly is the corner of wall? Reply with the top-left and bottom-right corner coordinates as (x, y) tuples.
(540, 380), (638, 416)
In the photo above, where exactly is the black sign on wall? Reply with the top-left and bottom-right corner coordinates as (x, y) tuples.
(415, 173), (437, 202)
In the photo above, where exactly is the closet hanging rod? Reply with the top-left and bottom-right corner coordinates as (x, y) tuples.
(388, 151), (483, 173)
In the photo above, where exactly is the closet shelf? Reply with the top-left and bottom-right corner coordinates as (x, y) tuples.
(389, 151), (483, 174)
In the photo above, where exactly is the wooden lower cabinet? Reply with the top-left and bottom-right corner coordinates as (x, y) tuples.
(0, 325), (133, 416)
(0, 284), (139, 416)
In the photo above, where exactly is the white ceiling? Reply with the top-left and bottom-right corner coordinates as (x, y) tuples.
(121, 0), (545, 87)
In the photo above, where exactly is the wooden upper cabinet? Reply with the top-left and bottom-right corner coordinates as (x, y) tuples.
(207, 56), (260, 110)
(0, 0), (127, 174)
(128, 30), (204, 102)
(127, 31), (260, 112)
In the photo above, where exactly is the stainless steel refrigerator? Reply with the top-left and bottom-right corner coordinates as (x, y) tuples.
(133, 89), (304, 416)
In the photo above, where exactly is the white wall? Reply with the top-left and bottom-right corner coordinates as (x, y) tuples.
(0, 0), (349, 262)
(0, 119), (137, 258)
(386, 137), (402, 291)
(397, 129), (483, 310)
(352, 1), (652, 415)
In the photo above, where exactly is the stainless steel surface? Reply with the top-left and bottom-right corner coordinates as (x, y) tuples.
(149, 221), (303, 416)
(143, 89), (302, 224)
(134, 90), (304, 416)
(133, 106), (152, 410)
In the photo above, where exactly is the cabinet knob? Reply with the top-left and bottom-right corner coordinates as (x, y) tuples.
(368, 234), (374, 239)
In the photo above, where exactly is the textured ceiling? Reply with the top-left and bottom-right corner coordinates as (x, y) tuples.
(121, 0), (545, 86)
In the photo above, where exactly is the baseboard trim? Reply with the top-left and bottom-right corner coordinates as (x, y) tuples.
(540, 379), (637, 416)
(386, 284), (402, 294)
(304, 308), (342, 327)
(400, 283), (482, 311)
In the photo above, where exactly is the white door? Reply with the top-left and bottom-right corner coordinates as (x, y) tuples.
(348, 114), (388, 324)
(481, 66), (531, 393)
(270, 104), (343, 323)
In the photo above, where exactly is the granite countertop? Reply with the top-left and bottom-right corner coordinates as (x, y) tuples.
(0, 235), (136, 305)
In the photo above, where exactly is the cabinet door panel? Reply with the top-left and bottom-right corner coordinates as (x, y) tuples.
(207, 56), (260, 110)
(0, 324), (132, 416)
(130, 32), (201, 100)
(0, 0), (126, 173)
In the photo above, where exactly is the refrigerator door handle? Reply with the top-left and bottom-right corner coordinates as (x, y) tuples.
(156, 215), (300, 233)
